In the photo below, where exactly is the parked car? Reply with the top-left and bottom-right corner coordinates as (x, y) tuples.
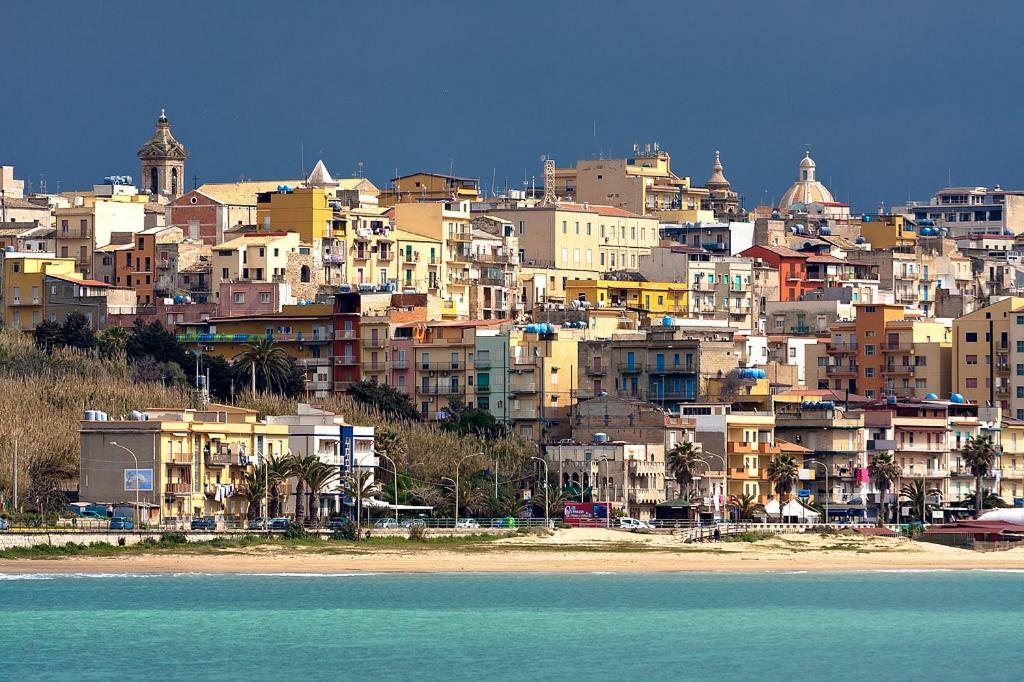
(190, 517), (217, 531)
(248, 519), (270, 530)
(373, 518), (402, 529)
(401, 519), (427, 529)
(455, 518), (480, 529)
(0, 518), (10, 532)
(108, 517), (134, 531)
(618, 517), (651, 530)
(78, 510), (104, 520)
(267, 517), (290, 530)
(328, 517), (354, 531)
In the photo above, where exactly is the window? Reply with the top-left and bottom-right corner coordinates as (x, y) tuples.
(865, 345), (875, 356)
(966, 355), (978, 365)
(562, 221), (567, 234)
(965, 332), (978, 342)
(965, 378), (978, 388)
(865, 367), (875, 378)
(221, 268), (229, 279)
(260, 292), (271, 304)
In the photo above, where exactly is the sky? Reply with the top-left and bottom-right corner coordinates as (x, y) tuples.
(5, 0), (1024, 211)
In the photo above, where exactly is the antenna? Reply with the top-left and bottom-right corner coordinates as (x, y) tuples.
(541, 157), (556, 206)
(300, 141), (305, 177)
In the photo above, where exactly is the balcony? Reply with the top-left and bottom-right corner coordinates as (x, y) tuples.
(883, 365), (915, 376)
(649, 363), (697, 374)
(730, 467), (766, 480)
(828, 343), (858, 354)
(335, 329), (357, 340)
(617, 363), (644, 373)
(880, 342), (913, 352)
(509, 382), (538, 394)
(628, 490), (664, 505)
(902, 467), (949, 478)
(166, 452), (193, 465)
(867, 439), (898, 450)
(584, 363), (607, 377)
(333, 356), (359, 366)
(307, 379), (332, 391)
(333, 380), (355, 392)
(729, 442), (776, 454)
(510, 409), (540, 420)
(476, 384), (491, 394)
(996, 384), (1010, 396)
(363, 362), (387, 372)
(475, 358), (491, 369)
(361, 337), (388, 349)
(419, 385), (464, 396)
(895, 442), (947, 453)
(826, 365), (856, 377)
(166, 482), (192, 495)
(391, 360), (409, 370)
(296, 358), (330, 368)
(206, 450), (241, 466)
(420, 362), (464, 371)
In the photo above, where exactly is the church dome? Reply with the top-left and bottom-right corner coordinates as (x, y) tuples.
(780, 150), (833, 208)
(137, 109), (188, 161)
(705, 150), (731, 191)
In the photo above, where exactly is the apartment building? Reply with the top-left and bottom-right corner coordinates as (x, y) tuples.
(79, 405), (290, 524)
(902, 186), (1024, 238)
(380, 172), (480, 207)
(211, 231), (319, 303)
(55, 199), (145, 279)
(0, 252), (79, 330)
(565, 278), (688, 318)
(43, 274), (137, 330)
(821, 304), (951, 399)
(952, 297), (1024, 411)
(740, 245), (811, 302)
(408, 319), (504, 419)
(507, 325), (582, 442)
(177, 304), (335, 396)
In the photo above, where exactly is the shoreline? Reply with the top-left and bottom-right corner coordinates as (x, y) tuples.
(4, 529), (1024, 575)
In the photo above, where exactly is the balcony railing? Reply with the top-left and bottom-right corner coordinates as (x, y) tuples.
(617, 363), (644, 373)
(826, 365), (856, 376)
(166, 482), (192, 494)
(509, 382), (538, 394)
(333, 356), (359, 365)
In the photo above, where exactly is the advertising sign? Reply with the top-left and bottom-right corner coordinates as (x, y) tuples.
(124, 468), (154, 492)
(563, 502), (609, 527)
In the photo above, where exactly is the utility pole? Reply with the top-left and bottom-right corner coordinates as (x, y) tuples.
(251, 363), (256, 396)
(12, 439), (17, 512)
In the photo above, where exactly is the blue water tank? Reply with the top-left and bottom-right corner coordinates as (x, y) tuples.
(950, 393), (965, 404)
(820, 401), (834, 410)
(173, 294), (184, 304)
(887, 395), (897, 405)
(855, 236), (865, 244)
(757, 369), (766, 379)
(819, 226), (832, 236)
(924, 392), (938, 400)
(662, 316), (673, 327)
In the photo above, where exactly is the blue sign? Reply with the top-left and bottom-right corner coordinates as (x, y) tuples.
(797, 489), (811, 499)
(124, 468), (154, 492)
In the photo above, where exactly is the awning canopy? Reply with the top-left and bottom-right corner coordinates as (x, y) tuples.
(764, 498), (820, 519)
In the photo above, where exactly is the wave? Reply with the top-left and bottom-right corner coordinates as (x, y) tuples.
(0, 571), (383, 580)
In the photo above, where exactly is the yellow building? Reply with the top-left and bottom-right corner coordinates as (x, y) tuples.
(507, 326), (582, 441)
(392, 200), (471, 315)
(176, 304), (335, 396)
(379, 172), (480, 207)
(952, 297), (1024, 409)
(998, 418), (1024, 503)
(256, 186), (333, 242)
(565, 279), (688, 317)
(409, 320), (504, 419)
(210, 231), (308, 302)
(0, 252), (79, 330)
(79, 404), (289, 523)
(860, 213), (918, 250)
(725, 412), (778, 503)
(55, 198), (146, 279)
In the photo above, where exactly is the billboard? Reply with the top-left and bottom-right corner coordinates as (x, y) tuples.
(124, 468), (154, 492)
(563, 502), (609, 527)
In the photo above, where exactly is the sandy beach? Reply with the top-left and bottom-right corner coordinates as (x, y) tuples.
(3, 529), (1024, 574)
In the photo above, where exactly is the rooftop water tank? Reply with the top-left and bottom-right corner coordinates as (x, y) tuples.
(924, 392), (938, 400)
(855, 236), (866, 244)
(950, 393), (965, 404)
(662, 316), (673, 327)
(886, 395), (897, 405)
(593, 432), (610, 443)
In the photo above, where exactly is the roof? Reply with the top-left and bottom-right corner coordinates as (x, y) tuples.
(391, 171), (478, 182)
(806, 254), (847, 264)
(214, 232), (294, 249)
(195, 180), (302, 206)
(46, 272), (110, 288)
(776, 439), (810, 453)
(744, 244), (808, 259)
(555, 202), (641, 218)
(0, 196), (48, 210)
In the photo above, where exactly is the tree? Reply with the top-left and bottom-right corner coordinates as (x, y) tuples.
(962, 436), (998, 518)
(340, 469), (378, 530)
(241, 464), (268, 522)
(232, 337), (294, 395)
(728, 493), (765, 521)
(958, 488), (1007, 511)
(488, 492), (528, 518)
(32, 319), (62, 352)
(25, 453), (77, 519)
(126, 319), (189, 367)
(766, 454), (798, 520)
(869, 453), (901, 526)
(286, 454), (322, 523)
(266, 455), (291, 518)
(439, 399), (506, 439)
(900, 479), (941, 523)
(59, 312), (97, 350)
(97, 325), (129, 358)
(348, 380), (421, 421)
(529, 480), (569, 520)
(666, 441), (703, 500)
(304, 461), (339, 526)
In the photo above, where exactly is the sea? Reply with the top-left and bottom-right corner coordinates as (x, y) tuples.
(1, 571), (1022, 680)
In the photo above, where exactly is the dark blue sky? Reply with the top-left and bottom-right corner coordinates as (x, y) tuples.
(6, 0), (1024, 210)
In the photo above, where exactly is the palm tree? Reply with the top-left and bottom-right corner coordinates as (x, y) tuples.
(531, 480), (569, 520)
(241, 463), (268, 522)
(766, 454), (798, 521)
(286, 454), (322, 523)
(900, 479), (941, 523)
(959, 488), (1007, 511)
(869, 453), (901, 526)
(304, 462), (339, 526)
(489, 493), (528, 519)
(232, 337), (292, 394)
(340, 469), (378, 530)
(266, 455), (291, 517)
(666, 442), (703, 500)
(961, 436), (998, 518)
(728, 493), (765, 521)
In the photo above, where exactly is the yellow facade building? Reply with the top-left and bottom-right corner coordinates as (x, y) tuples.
(952, 297), (1024, 409)
(0, 252), (79, 331)
(507, 326), (583, 442)
(256, 187), (333, 242)
(860, 213), (918, 250)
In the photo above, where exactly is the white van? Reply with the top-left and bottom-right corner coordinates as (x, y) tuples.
(618, 517), (651, 530)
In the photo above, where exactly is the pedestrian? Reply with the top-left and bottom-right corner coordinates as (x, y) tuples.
(713, 526), (721, 543)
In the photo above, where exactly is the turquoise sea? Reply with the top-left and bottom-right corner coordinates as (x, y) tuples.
(1, 571), (1022, 680)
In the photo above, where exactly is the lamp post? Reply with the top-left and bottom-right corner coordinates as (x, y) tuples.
(530, 456), (549, 527)
(455, 452), (481, 527)
(110, 441), (140, 528)
(700, 451), (728, 521)
(807, 459), (830, 526)
(594, 456), (610, 528)
(376, 449), (400, 522)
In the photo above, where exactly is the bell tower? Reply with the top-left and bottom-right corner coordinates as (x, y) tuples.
(137, 109), (188, 200)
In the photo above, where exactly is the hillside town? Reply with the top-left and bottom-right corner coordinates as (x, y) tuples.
(2, 111), (1023, 528)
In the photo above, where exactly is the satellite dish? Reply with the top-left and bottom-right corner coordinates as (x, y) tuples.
(540, 154), (547, 162)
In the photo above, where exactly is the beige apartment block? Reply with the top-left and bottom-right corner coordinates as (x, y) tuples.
(55, 200), (145, 279)
(953, 297), (1024, 410)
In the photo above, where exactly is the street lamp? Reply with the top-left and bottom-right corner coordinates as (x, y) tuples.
(110, 441), (141, 529)
(700, 451), (728, 521)
(530, 456), (549, 528)
(376, 449), (400, 522)
(455, 452), (482, 527)
(807, 459), (830, 526)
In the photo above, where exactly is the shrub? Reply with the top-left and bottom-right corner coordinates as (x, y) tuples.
(159, 532), (188, 545)
(330, 523), (358, 541)
(724, 530), (775, 543)
(407, 524), (428, 542)
(283, 521), (309, 539)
